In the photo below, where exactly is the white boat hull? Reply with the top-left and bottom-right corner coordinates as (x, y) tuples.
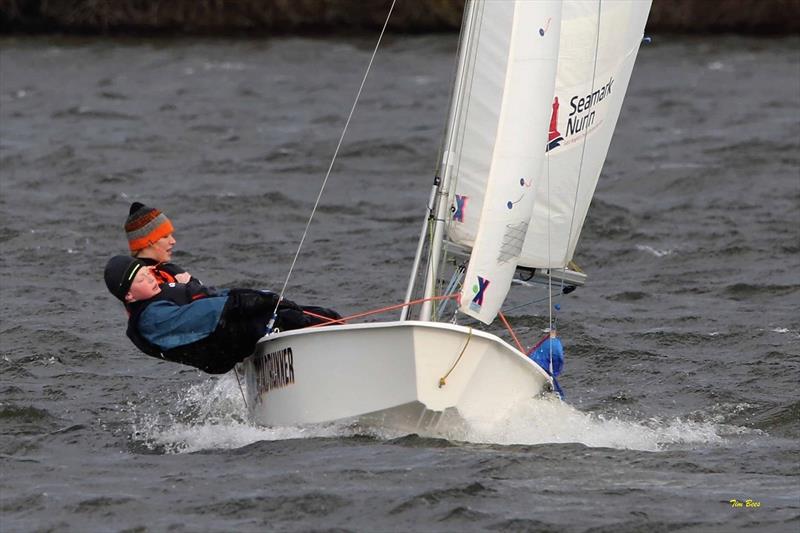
(241, 321), (553, 431)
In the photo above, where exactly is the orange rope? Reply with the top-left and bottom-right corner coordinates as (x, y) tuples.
(304, 293), (459, 327)
(303, 309), (340, 323)
(305, 297), (528, 356)
(498, 311), (525, 354)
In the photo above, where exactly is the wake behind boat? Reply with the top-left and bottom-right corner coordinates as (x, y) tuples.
(241, 0), (652, 431)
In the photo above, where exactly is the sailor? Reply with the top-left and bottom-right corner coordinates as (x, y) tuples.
(124, 201), (198, 285)
(528, 327), (565, 398)
(103, 255), (340, 374)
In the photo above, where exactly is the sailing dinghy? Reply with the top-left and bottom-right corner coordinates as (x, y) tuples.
(240, 0), (652, 430)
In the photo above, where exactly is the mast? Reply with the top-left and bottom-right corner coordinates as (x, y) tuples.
(402, 0), (478, 321)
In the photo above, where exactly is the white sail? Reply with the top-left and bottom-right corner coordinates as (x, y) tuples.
(519, 0), (652, 268)
(443, 1), (563, 324)
(442, 1), (512, 251)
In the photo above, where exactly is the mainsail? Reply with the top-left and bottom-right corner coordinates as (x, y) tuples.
(438, 0), (651, 324)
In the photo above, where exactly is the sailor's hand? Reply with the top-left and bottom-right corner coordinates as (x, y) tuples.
(175, 272), (191, 284)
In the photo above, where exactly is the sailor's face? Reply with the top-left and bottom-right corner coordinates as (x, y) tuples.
(126, 266), (162, 302)
(140, 234), (176, 263)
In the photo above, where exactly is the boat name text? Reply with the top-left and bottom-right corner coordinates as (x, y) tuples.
(254, 347), (295, 397)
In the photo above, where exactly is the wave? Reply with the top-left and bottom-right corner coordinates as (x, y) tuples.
(51, 106), (138, 121)
(723, 283), (800, 301)
(427, 397), (760, 452)
(129, 376), (354, 454)
(130, 377), (762, 454)
(635, 244), (674, 257)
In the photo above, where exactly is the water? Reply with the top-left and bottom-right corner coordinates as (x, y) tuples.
(1, 34), (798, 531)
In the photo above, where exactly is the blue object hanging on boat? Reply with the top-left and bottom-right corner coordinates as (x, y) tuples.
(528, 336), (565, 399)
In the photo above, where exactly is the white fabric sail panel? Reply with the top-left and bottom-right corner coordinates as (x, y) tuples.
(518, 0), (652, 269)
(444, 1), (515, 250)
(458, 1), (562, 324)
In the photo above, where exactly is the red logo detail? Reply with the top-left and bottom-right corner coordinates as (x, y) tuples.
(547, 96), (564, 152)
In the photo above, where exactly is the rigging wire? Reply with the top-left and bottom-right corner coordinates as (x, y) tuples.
(502, 288), (568, 314)
(545, 36), (554, 354)
(268, 0), (397, 328)
(547, 162), (554, 371)
(233, 366), (248, 409)
(548, 0), (602, 384)
(562, 0), (603, 269)
(428, 217), (437, 319)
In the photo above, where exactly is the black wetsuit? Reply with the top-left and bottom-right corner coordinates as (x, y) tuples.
(125, 283), (339, 374)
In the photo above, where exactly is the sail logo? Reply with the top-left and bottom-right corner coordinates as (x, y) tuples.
(547, 96), (564, 151)
(470, 276), (490, 311)
(566, 77), (613, 137)
(547, 77), (614, 152)
(453, 194), (468, 222)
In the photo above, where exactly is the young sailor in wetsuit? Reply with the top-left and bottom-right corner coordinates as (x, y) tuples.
(104, 255), (340, 374)
(124, 201), (197, 285)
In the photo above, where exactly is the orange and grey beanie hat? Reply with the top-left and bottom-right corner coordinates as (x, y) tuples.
(124, 202), (174, 253)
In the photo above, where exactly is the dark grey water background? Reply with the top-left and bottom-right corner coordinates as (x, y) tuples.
(1, 33), (798, 532)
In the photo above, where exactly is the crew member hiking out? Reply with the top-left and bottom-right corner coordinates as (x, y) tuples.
(103, 255), (340, 374)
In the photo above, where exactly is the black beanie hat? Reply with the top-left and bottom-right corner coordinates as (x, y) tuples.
(104, 255), (146, 302)
(129, 201), (145, 215)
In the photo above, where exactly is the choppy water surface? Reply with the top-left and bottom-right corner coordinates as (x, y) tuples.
(1, 34), (798, 531)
